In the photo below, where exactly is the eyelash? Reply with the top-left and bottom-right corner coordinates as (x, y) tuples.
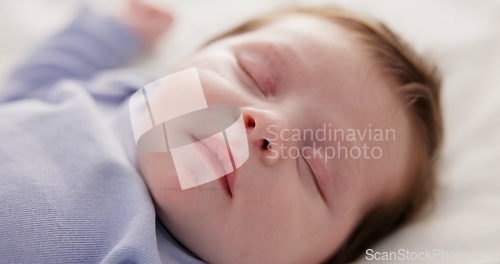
(301, 155), (326, 201)
(237, 57), (269, 97)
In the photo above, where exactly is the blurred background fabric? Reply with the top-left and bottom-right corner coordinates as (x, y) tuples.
(1, 0), (499, 263)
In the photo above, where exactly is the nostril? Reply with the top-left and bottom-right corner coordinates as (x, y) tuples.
(261, 139), (270, 150)
(246, 116), (256, 128)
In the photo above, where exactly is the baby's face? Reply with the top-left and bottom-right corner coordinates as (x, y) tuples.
(138, 15), (414, 263)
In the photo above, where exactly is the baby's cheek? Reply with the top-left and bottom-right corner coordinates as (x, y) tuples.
(137, 151), (183, 207)
(239, 168), (303, 223)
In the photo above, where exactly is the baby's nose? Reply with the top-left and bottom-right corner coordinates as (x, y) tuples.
(241, 107), (284, 166)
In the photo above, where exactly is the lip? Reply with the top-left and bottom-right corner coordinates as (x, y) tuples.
(193, 134), (237, 197)
(223, 169), (237, 197)
(218, 175), (232, 197)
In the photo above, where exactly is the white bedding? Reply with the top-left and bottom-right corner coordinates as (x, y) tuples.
(1, 0), (499, 263)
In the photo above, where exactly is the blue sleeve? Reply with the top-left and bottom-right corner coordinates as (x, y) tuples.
(1, 6), (144, 102)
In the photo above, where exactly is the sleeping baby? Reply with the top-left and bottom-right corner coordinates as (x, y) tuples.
(0, 0), (442, 263)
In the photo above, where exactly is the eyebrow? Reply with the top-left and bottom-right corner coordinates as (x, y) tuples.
(244, 38), (294, 73)
(262, 41), (296, 82)
(262, 42), (289, 68)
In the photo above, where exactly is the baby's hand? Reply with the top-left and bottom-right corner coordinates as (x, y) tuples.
(117, 0), (172, 49)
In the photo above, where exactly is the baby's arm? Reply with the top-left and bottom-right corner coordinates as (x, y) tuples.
(1, 0), (171, 102)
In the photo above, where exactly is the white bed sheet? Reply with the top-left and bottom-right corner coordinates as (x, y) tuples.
(1, 0), (499, 263)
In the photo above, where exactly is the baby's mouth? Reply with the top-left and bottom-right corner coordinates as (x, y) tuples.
(192, 134), (236, 196)
(221, 163), (238, 198)
(219, 175), (232, 197)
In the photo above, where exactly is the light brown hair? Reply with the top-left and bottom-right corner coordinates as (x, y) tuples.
(206, 5), (443, 263)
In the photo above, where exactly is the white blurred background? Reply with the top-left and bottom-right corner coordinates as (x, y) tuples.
(1, 1), (499, 263)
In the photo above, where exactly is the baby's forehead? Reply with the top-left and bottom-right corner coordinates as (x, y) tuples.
(244, 14), (350, 43)
(209, 13), (353, 53)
